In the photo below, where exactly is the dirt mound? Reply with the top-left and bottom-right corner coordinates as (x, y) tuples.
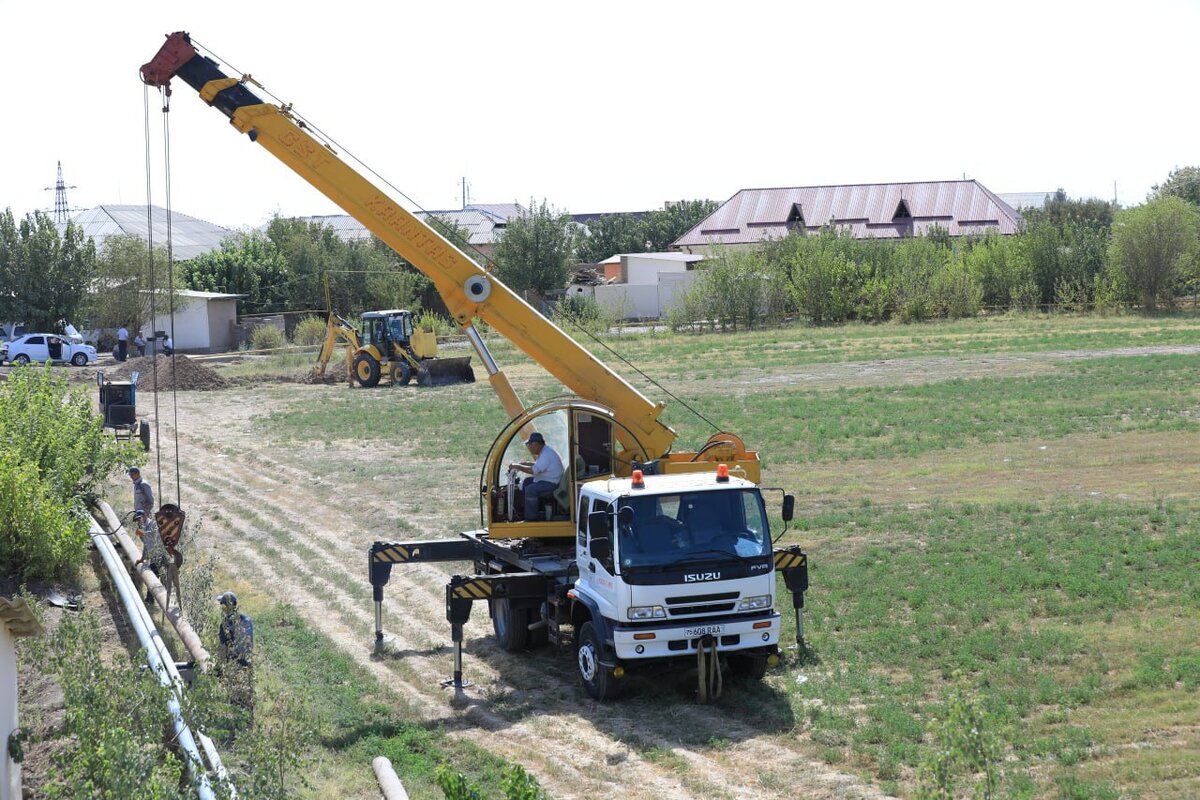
(110, 354), (230, 392)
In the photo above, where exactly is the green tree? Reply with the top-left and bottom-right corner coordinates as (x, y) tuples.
(493, 200), (577, 294)
(1151, 166), (1200, 207)
(1108, 196), (1200, 310)
(1024, 189), (1117, 230)
(641, 199), (720, 251)
(0, 209), (95, 331)
(182, 231), (290, 313)
(575, 213), (647, 263)
(82, 233), (183, 334)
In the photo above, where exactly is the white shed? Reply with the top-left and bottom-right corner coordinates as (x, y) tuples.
(598, 252), (703, 285)
(141, 290), (244, 354)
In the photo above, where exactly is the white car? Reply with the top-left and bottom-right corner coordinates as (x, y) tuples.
(0, 333), (98, 366)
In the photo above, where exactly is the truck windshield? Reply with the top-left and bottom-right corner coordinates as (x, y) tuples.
(616, 489), (771, 571)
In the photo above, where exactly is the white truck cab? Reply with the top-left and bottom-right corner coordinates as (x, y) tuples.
(571, 471), (782, 698)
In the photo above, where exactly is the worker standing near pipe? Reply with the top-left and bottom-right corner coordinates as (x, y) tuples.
(216, 592), (255, 724)
(130, 467), (167, 603)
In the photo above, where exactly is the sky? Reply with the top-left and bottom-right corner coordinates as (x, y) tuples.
(2, 0), (1197, 231)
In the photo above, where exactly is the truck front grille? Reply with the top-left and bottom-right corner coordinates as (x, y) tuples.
(664, 591), (739, 617)
(667, 601), (737, 616)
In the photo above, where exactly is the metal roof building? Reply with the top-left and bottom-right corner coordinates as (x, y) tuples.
(672, 180), (1022, 252)
(69, 205), (232, 260)
(998, 191), (1054, 211)
(284, 203), (527, 248)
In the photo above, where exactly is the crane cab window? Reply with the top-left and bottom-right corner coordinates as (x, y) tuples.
(496, 409), (571, 522)
(575, 413), (613, 478)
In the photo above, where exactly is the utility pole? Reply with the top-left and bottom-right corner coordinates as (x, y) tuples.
(45, 161), (77, 225)
(461, 177), (471, 210)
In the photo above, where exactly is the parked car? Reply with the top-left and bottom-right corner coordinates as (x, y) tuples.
(0, 333), (98, 366)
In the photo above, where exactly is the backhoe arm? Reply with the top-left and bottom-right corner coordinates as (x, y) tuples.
(141, 33), (676, 458)
(312, 312), (360, 383)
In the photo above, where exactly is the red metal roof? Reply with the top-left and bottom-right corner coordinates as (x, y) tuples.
(672, 180), (1021, 248)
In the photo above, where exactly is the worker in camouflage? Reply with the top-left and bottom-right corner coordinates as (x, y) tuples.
(216, 591), (255, 723)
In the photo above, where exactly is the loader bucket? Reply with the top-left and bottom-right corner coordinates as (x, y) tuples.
(417, 356), (475, 386)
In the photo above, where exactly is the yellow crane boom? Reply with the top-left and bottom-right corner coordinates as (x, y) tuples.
(140, 33), (678, 457)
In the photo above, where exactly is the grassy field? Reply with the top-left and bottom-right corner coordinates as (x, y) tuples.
(209, 313), (1200, 799)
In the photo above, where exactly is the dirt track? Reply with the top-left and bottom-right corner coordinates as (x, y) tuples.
(158, 387), (888, 800)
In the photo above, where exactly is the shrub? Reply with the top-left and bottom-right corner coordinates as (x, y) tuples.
(0, 455), (87, 581)
(931, 256), (983, 319)
(0, 366), (137, 580)
(251, 324), (286, 351)
(1109, 196), (1200, 310)
(692, 248), (771, 331)
(416, 310), (456, 337)
(292, 315), (328, 346)
(892, 237), (950, 322)
(550, 294), (615, 336)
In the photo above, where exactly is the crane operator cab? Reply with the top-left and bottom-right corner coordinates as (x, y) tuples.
(483, 400), (649, 539)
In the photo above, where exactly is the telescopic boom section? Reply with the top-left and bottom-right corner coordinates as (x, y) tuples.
(141, 32), (677, 457)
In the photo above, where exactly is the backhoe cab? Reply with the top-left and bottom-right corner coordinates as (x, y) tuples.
(312, 310), (474, 388)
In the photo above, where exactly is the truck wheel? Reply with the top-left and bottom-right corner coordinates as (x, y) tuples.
(71, 352), (88, 366)
(577, 621), (622, 701)
(490, 598), (528, 651)
(354, 353), (381, 387)
(728, 653), (769, 681)
(139, 421), (151, 452)
(390, 361), (412, 386)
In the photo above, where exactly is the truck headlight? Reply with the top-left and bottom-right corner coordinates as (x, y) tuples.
(627, 605), (666, 620)
(738, 594), (772, 612)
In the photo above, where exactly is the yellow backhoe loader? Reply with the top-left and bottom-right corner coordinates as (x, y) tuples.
(311, 309), (474, 387)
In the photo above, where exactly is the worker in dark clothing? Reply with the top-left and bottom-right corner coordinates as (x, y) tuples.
(217, 591), (255, 722)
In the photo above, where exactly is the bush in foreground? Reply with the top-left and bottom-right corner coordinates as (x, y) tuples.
(0, 366), (137, 581)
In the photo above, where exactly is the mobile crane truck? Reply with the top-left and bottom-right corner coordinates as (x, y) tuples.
(141, 32), (809, 701)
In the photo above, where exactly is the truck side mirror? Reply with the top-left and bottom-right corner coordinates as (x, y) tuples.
(782, 494), (795, 522)
(588, 510), (608, 540)
(589, 535), (611, 562)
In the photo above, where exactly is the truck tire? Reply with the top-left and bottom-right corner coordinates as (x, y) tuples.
(577, 621), (622, 701)
(490, 598), (528, 651)
(139, 421), (151, 452)
(728, 653), (769, 681)
(354, 353), (381, 387)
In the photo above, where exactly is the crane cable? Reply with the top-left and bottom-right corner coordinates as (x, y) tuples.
(160, 87), (183, 507)
(143, 84), (164, 483)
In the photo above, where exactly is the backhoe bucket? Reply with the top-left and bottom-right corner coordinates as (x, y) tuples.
(417, 357), (475, 386)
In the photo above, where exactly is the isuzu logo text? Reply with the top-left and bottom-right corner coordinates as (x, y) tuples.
(683, 571), (721, 582)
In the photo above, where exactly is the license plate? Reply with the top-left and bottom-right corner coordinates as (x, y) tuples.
(686, 625), (725, 638)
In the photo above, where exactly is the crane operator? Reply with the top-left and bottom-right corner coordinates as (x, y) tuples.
(508, 432), (563, 521)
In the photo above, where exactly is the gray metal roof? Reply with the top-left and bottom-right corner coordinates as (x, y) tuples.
(279, 204), (524, 248)
(69, 205), (232, 260)
(672, 180), (1023, 248)
(998, 191), (1054, 210)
